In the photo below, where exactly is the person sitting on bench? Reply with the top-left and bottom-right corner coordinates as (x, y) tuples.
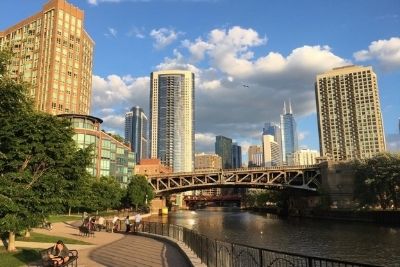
(48, 240), (70, 266)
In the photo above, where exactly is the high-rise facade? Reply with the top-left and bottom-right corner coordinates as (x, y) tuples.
(125, 106), (148, 163)
(58, 114), (135, 186)
(316, 65), (386, 161)
(248, 145), (263, 167)
(195, 153), (222, 170)
(281, 101), (298, 163)
(150, 70), (195, 172)
(262, 135), (281, 167)
(0, 0), (94, 115)
(292, 149), (320, 165)
(232, 143), (242, 168)
(215, 135), (233, 169)
(263, 122), (282, 152)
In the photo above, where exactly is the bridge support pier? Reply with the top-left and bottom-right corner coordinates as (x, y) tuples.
(150, 197), (167, 215)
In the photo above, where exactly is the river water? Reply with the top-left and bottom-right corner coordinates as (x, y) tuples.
(147, 207), (400, 266)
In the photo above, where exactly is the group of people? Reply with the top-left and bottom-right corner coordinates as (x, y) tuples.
(124, 213), (142, 233)
(81, 214), (106, 232)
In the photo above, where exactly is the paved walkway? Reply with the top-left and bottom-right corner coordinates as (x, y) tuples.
(14, 219), (191, 267)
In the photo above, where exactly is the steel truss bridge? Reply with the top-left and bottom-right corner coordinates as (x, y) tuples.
(148, 165), (322, 196)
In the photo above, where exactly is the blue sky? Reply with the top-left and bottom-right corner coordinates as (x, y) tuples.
(1, 0), (400, 157)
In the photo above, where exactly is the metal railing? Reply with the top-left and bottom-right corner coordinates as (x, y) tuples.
(139, 221), (381, 267)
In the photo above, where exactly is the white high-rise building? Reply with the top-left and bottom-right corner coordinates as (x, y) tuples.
(316, 65), (386, 160)
(149, 70), (195, 172)
(262, 135), (281, 167)
(248, 145), (263, 167)
(292, 149), (320, 165)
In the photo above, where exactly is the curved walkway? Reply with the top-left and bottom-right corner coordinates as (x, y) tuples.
(90, 234), (190, 267)
(29, 220), (191, 267)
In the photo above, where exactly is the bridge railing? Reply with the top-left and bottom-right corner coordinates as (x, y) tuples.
(139, 221), (380, 267)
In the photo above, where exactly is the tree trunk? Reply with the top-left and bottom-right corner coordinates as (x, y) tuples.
(8, 231), (16, 252)
(69, 207), (72, 216)
(25, 229), (31, 238)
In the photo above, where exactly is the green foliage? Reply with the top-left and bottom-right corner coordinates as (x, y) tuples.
(125, 175), (154, 210)
(354, 152), (400, 210)
(89, 176), (124, 211)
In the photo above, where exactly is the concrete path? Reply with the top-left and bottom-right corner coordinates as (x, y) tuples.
(12, 219), (191, 267)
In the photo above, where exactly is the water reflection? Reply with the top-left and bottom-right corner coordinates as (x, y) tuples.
(146, 207), (400, 266)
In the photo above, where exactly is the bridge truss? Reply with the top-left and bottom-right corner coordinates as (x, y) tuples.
(148, 165), (321, 196)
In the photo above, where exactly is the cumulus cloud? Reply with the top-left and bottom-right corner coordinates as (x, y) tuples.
(93, 26), (352, 152)
(150, 28), (183, 49)
(354, 37), (400, 70)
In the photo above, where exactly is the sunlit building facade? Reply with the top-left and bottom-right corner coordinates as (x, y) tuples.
(280, 101), (298, 163)
(248, 145), (263, 167)
(149, 70), (195, 172)
(58, 114), (135, 186)
(316, 65), (386, 160)
(0, 0), (94, 115)
(195, 153), (222, 170)
(292, 149), (320, 165)
(262, 135), (281, 167)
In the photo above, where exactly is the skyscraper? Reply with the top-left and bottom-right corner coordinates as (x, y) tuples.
(232, 143), (242, 168)
(248, 145), (263, 167)
(262, 135), (281, 167)
(125, 106), (148, 163)
(215, 135), (233, 169)
(0, 0), (94, 115)
(150, 70), (195, 172)
(316, 65), (386, 160)
(263, 122), (282, 163)
(280, 101), (298, 163)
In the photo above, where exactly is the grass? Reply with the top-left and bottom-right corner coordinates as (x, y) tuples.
(16, 232), (92, 245)
(0, 247), (41, 267)
(48, 214), (82, 223)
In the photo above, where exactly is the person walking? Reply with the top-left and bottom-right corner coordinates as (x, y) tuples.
(134, 213), (142, 233)
(125, 216), (131, 233)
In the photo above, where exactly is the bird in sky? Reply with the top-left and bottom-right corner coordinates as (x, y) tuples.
(242, 84), (249, 88)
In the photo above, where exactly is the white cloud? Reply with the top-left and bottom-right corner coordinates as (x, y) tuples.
(127, 26), (146, 39)
(150, 28), (183, 49)
(102, 115), (125, 130)
(104, 27), (118, 38)
(195, 133), (215, 153)
(354, 37), (400, 70)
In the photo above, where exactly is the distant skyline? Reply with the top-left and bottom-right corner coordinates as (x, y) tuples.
(1, 0), (399, 155)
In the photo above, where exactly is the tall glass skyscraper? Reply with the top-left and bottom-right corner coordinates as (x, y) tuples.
(150, 70), (195, 172)
(125, 106), (148, 163)
(280, 101), (298, 163)
(215, 136), (233, 169)
(232, 143), (242, 168)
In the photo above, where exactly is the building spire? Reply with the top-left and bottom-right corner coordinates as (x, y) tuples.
(283, 101), (286, 114)
(289, 99), (293, 114)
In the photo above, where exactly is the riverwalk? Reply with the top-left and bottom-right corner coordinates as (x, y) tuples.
(7, 220), (191, 267)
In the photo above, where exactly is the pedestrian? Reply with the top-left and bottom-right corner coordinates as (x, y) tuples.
(134, 213), (142, 233)
(47, 240), (69, 266)
(125, 216), (131, 233)
(112, 215), (119, 232)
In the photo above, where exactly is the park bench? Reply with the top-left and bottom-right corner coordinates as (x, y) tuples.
(40, 247), (78, 267)
(78, 225), (94, 237)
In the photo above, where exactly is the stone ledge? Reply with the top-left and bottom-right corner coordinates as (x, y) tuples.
(137, 232), (207, 267)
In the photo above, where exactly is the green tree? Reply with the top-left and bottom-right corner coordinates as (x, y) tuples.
(126, 175), (154, 211)
(89, 176), (124, 212)
(0, 51), (91, 251)
(354, 153), (400, 210)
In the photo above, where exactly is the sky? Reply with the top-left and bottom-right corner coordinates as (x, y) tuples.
(1, 0), (400, 159)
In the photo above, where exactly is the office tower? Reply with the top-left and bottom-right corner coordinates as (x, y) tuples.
(292, 149), (320, 165)
(195, 153), (222, 170)
(232, 143), (242, 168)
(262, 135), (281, 167)
(248, 145), (263, 167)
(125, 106), (148, 163)
(263, 122), (282, 164)
(149, 70), (195, 172)
(0, 0), (94, 115)
(58, 114), (135, 186)
(215, 135), (233, 169)
(281, 101), (298, 163)
(316, 65), (386, 160)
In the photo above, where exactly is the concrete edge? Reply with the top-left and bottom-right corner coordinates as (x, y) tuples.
(137, 232), (207, 267)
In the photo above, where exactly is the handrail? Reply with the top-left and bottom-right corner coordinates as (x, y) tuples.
(139, 221), (381, 267)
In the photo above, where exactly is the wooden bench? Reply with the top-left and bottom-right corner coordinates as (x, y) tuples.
(78, 225), (94, 237)
(40, 247), (78, 267)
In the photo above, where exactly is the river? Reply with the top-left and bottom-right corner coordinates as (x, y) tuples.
(146, 207), (400, 266)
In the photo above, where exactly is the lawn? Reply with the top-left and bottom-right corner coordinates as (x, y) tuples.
(16, 232), (92, 245)
(0, 247), (41, 267)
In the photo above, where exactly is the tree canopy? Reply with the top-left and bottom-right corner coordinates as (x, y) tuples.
(354, 152), (400, 210)
(125, 175), (154, 211)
